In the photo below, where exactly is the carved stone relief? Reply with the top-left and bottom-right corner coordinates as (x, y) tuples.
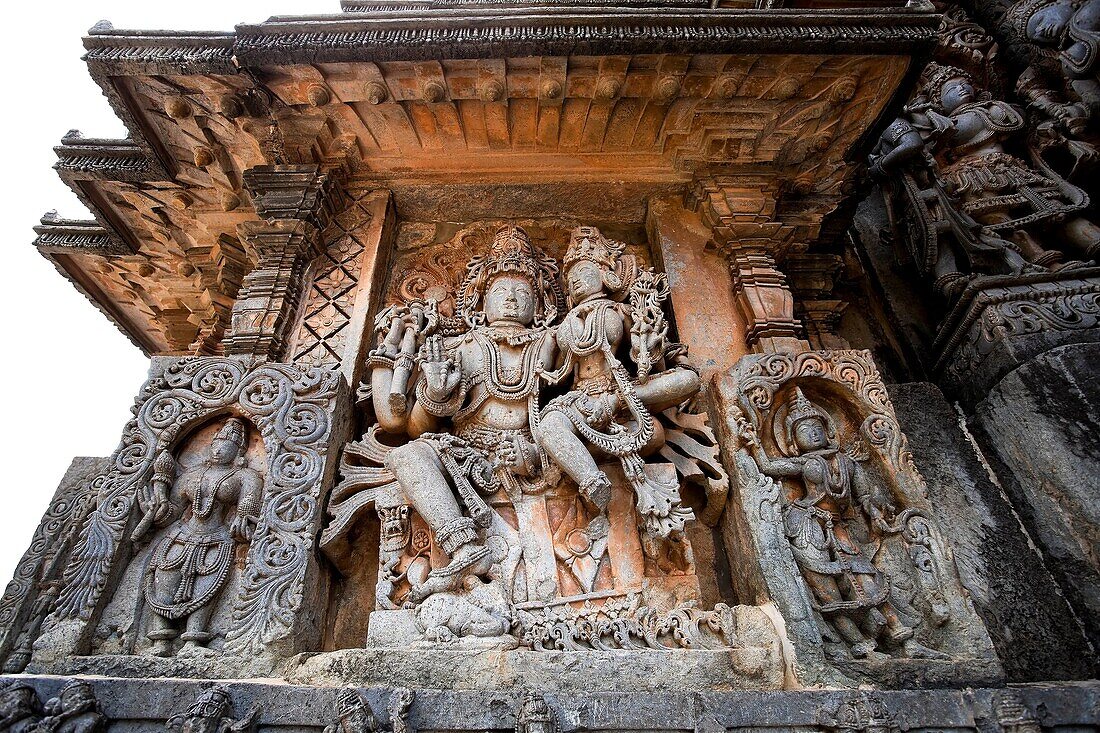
(165, 685), (259, 733)
(31, 357), (343, 673)
(321, 223), (771, 658)
(322, 688), (413, 733)
(0, 460), (105, 674)
(714, 349), (998, 684)
(0, 680), (106, 733)
(870, 62), (1099, 302)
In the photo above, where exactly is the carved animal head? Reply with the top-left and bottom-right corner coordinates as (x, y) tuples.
(378, 505), (412, 553)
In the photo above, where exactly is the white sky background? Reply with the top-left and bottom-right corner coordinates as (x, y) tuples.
(0, 1), (315, 587)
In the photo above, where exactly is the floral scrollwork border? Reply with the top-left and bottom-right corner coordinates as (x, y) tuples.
(43, 357), (341, 659)
(734, 349), (920, 480)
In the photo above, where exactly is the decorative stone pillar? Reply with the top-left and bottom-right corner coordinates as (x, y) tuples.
(788, 253), (849, 351)
(687, 176), (999, 686)
(686, 176), (806, 354)
(223, 165), (343, 361)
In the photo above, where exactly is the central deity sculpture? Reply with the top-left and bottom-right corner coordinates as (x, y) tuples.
(368, 225), (563, 604)
(328, 223), (711, 646)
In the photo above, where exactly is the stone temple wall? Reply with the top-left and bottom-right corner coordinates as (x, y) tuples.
(3, 0), (1099, 731)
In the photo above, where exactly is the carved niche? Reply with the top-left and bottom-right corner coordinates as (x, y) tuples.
(320, 220), (772, 661)
(714, 349), (998, 684)
(31, 357), (343, 672)
(90, 417), (267, 658)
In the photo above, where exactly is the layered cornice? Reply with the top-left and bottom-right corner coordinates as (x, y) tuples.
(35, 0), (937, 356)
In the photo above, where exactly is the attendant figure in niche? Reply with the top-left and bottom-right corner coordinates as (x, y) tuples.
(744, 389), (946, 661)
(536, 226), (699, 541)
(141, 418), (263, 656)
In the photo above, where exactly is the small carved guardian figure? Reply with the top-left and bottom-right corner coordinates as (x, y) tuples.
(821, 694), (899, 733)
(514, 693), (558, 733)
(536, 226), (699, 541)
(142, 418), (264, 656)
(871, 64), (1100, 296)
(323, 689), (377, 733)
(165, 686), (260, 733)
(387, 688), (413, 733)
(25, 681), (104, 733)
(369, 226), (562, 608)
(0, 682), (43, 733)
(743, 389), (945, 662)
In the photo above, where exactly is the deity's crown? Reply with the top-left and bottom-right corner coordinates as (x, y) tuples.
(486, 225), (542, 280)
(214, 418), (247, 448)
(920, 62), (975, 102)
(1003, 0), (1064, 39)
(783, 388), (830, 440)
(456, 225), (565, 326)
(58, 679), (96, 706)
(564, 226), (626, 270)
(335, 688), (367, 718)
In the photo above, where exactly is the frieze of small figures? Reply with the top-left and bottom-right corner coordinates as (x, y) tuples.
(0, 680), (106, 733)
(164, 686), (260, 733)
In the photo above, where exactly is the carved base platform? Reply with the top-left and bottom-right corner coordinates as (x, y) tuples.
(933, 270), (1100, 404)
(2, 675), (1096, 731)
(285, 646), (785, 692)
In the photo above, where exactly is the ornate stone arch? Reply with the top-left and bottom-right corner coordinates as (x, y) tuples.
(36, 356), (344, 669)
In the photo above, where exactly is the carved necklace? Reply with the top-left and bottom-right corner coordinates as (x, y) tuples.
(564, 300), (615, 357)
(193, 464), (234, 520)
(475, 331), (542, 400)
(481, 325), (545, 347)
(803, 449), (850, 504)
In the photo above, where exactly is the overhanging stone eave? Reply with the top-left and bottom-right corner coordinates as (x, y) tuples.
(32, 218), (159, 356)
(233, 9), (941, 63)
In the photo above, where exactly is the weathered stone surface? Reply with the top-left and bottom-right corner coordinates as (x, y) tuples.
(972, 342), (1100, 654)
(3, 676), (1098, 732)
(284, 644), (785, 692)
(714, 350), (1000, 688)
(890, 381), (1096, 681)
(14, 0), (1100, 727)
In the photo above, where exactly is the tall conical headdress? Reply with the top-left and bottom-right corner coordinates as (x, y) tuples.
(783, 388), (833, 449)
(456, 225), (565, 327)
(920, 62), (976, 106)
(214, 418), (247, 449)
(564, 226), (627, 270)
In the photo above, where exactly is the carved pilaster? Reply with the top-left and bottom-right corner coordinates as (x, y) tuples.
(224, 165), (342, 360)
(224, 220), (319, 360)
(788, 253), (849, 350)
(688, 177), (806, 353)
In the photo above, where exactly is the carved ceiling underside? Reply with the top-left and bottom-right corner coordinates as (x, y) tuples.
(33, 2), (934, 355)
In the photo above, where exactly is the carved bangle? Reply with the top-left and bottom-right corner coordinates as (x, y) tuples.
(368, 351), (396, 370)
(415, 377), (465, 417)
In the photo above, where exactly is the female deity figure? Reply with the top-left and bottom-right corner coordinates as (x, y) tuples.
(1008, 0), (1100, 115)
(535, 226), (700, 541)
(140, 418), (263, 656)
(871, 63), (1099, 284)
(744, 389), (945, 661)
(368, 225), (563, 603)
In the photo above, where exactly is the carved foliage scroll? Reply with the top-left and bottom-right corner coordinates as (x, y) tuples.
(43, 357), (341, 662)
